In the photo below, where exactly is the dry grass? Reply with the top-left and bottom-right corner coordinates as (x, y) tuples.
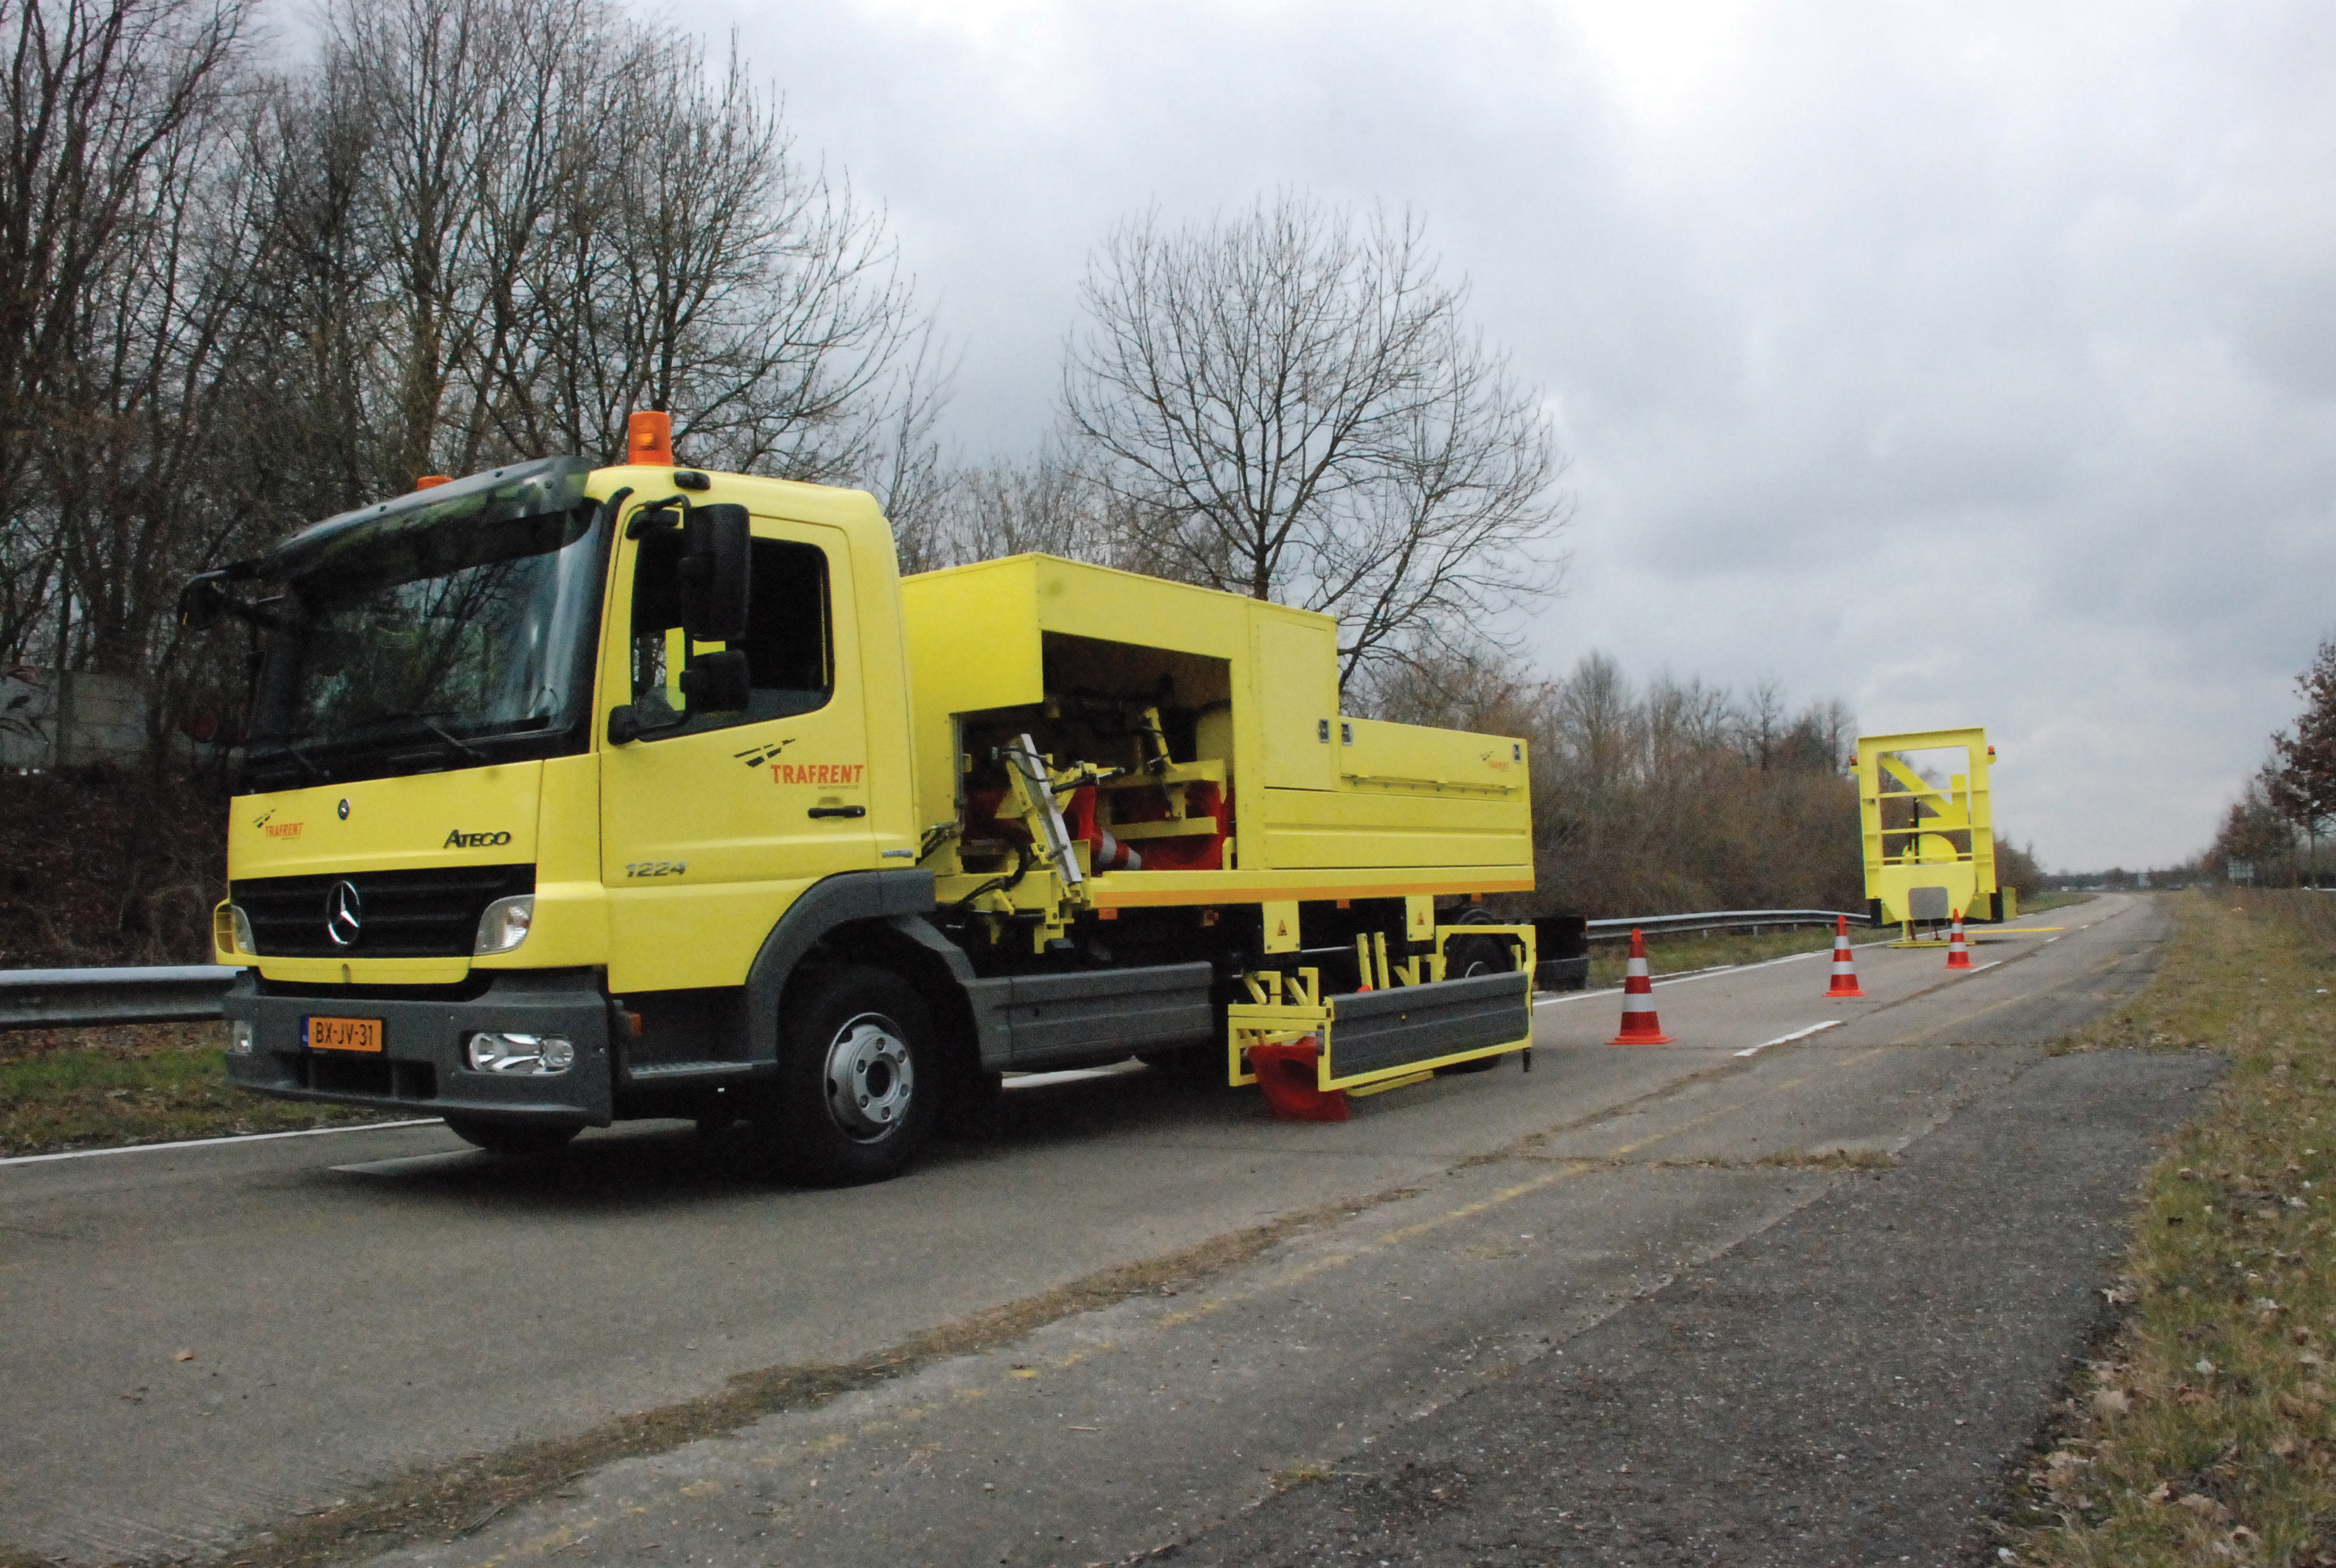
(0, 1020), (398, 1157)
(2024, 890), (2101, 915)
(1754, 1146), (1899, 1170)
(2008, 890), (2336, 1566)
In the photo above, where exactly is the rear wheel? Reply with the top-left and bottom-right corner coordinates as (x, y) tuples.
(1442, 906), (1516, 980)
(1437, 908), (1516, 1076)
(442, 1115), (580, 1157)
(766, 965), (939, 1186)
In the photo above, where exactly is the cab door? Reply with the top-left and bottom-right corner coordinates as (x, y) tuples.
(599, 508), (874, 992)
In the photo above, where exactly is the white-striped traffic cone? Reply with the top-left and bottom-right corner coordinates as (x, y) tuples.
(1608, 928), (1674, 1045)
(1825, 915), (1867, 999)
(1945, 910), (1972, 970)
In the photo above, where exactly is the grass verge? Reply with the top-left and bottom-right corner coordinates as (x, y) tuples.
(0, 1020), (401, 1157)
(2022, 890), (2100, 915)
(2008, 890), (2336, 1566)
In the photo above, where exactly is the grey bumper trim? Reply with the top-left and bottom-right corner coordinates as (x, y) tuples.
(1328, 970), (1532, 1078)
(222, 968), (615, 1125)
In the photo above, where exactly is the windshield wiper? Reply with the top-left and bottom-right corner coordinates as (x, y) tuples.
(262, 736), (325, 782)
(377, 711), (489, 762)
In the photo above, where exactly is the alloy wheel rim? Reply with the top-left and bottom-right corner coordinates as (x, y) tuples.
(823, 1011), (914, 1141)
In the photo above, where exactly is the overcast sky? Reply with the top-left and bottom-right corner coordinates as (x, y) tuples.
(667, 0), (2336, 873)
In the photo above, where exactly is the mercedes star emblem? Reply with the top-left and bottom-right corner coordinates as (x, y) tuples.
(324, 879), (363, 947)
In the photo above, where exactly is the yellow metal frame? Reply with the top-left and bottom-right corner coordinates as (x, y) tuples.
(1856, 726), (1998, 927)
(1224, 924), (1536, 1093)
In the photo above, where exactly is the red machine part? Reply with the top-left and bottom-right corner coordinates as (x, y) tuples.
(966, 781), (1232, 874)
(1246, 1035), (1349, 1122)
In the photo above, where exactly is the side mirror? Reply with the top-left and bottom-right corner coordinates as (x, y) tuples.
(678, 504), (750, 643)
(679, 648), (750, 713)
(179, 577), (230, 632)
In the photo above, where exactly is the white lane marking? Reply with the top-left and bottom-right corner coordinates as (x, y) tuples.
(0, 1117), (444, 1169)
(1654, 948), (1833, 989)
(1534, 944), (1863, 1007)
(1535, 987), (1621, 1006)
(1969, 961), (2001, 974)
(1734, 1020), (1842, 1057)
(333, 1150), (480, 1177)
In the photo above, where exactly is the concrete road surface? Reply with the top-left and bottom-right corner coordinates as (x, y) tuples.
(0, 895), (2203, 1566)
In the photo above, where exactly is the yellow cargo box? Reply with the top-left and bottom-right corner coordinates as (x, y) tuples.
(901, 554), (1533, 907)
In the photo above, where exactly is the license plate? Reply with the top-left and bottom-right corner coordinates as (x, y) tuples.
(307, 1015), (383, 1053)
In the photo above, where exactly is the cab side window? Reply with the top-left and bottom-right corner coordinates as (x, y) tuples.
(631, 533), (834, 737)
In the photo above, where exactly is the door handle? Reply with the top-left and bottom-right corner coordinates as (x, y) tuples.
(807, 806), (866, 819)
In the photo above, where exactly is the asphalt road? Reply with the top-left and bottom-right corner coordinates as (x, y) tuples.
(0, 895), (2203, 1566)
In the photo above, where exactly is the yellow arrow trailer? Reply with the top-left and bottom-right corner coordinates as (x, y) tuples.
(1855, 726), (2013, 928)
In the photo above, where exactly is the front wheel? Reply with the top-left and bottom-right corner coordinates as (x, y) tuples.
(765, 965), (940, 1186)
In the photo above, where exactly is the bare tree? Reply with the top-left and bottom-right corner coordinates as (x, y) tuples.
(0, 0), (247, 667)
(240, 0), (944, 502)
(1356, 643), (1867, 917)
(1062, 193), (1567, 688)
(2269, 636), (2336, 886)
(900, 446), (1115, 574)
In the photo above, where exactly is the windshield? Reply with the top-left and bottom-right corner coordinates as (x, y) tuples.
(242, 462), (610, 789)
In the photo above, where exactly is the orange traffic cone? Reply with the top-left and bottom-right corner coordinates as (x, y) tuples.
(1608, 928), (1674, 1045)
(1825, 915), (1867, 999)
(1945, 910), (1972, 970)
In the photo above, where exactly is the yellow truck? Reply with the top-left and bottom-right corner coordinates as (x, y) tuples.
(183, 420), (1538, 1182)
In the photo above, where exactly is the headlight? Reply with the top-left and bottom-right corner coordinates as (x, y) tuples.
(465, 1032), (574, 1074)
(473, 895), (534, 955)
(227, 1020), (255, 1056)
(214, 903), (256, 957)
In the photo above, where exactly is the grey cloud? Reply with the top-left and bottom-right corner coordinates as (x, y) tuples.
(675, 0), (2336, 869)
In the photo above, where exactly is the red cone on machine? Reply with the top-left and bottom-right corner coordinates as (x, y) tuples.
(1608, 928), (1674, 1045)
(1825, 915), (1867, 999)
(1249, 1035), (1350, 1122)
(1946, 909), (1973, 970)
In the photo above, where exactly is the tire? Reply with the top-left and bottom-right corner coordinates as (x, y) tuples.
(766, 965), (940, 1186)
(1437, 909), (1516, 1077)
(442, 1115), (580, 1157)
(1443, 907), (1516, 981)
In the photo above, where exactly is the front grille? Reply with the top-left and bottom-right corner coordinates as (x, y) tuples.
(295, 1054), (437, 1099)
(233, 864), (533, 958)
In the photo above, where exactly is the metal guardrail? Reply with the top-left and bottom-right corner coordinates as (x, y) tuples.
(1584, 909), (1871, 942)
(0, 911), (1873, 1029)
(0, 965), (238, 1031)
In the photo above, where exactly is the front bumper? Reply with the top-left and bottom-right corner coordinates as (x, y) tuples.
(222, 968), (614, 1127)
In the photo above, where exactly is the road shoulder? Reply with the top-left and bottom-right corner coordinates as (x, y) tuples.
(1173, 1045), (2221, 1567)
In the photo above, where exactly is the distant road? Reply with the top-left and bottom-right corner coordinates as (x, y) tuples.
(0, 895), (2196, 1566)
